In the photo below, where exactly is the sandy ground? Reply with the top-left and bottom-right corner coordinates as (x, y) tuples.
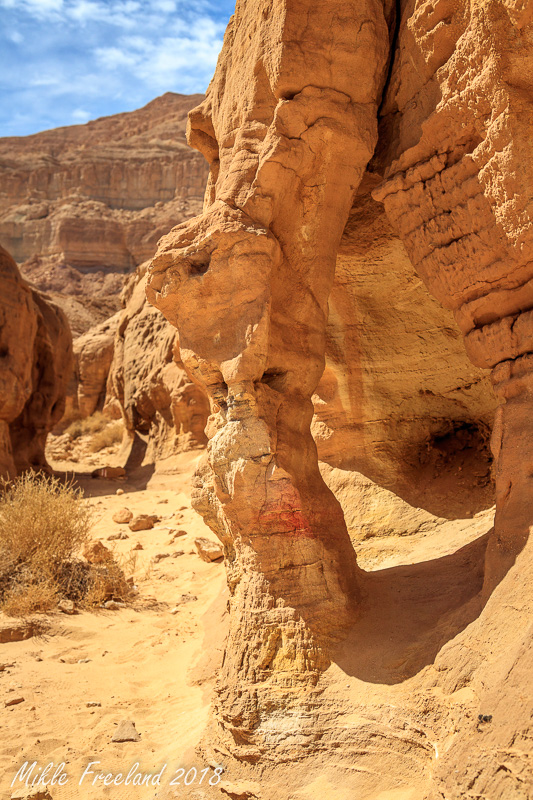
(1, 452), (229, 800)
(2, 443), (528, 800)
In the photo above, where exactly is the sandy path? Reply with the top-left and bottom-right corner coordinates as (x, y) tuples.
(1, 456), (228, 799)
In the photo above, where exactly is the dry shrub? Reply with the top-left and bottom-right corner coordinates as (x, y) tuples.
(2, 581), (58, 616)
(0, 473), (131, 616)
(64, 410), (109, 440)
(88, 421), (124, 453)
(83, 560), (132, 607)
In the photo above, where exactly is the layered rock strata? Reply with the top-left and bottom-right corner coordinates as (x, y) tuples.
(0, 93), (209, 335)
(372, 0), (533, 589)
(0, 245), (72, 476)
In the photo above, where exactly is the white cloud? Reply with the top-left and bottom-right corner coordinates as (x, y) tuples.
(0, 0), (234, 136)
(72, 108), (92, 121)
(0, 0), (64, 17)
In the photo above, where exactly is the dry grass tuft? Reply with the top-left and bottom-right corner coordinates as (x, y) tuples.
(0, 473), (132, 616)
(64, 411), (109, 440)
(88, 421), (124, 452)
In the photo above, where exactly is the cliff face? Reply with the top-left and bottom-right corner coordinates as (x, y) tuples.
(144, 0), (532, 794)
(104, 265), (209, 466)
(0, 245), (72, 477)
(372, 0), (533, 589)
(0, 93), (209, 335)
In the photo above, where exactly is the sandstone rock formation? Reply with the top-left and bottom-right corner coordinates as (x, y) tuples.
(69, 312), (121, 419)
(147, 0), (393, 752)
(98, 182), (497, 496)
(104, 265), (209, 466)
(145, 0), (532, 787)
(371, 0), (533, 591)
(0, 245), (72, 477)
(315, 175), (496, 519)
(0, 93), (209, 336)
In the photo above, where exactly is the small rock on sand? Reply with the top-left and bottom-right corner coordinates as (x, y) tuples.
(111, 720), (141, 742)
(11, 787), (53, 799)
(112, 508), (133, 524)
(132, 543), (143, 551)
(116, 488), (124, 495)
(219, 781), (261, 800)
(194, 538), (223, 562)
(128, 514), (159, 532)
(107, 531), (129, 541)
(83, 541), (113, 564)
(5, 696), (25, 707)
(57, 599), (76, 615)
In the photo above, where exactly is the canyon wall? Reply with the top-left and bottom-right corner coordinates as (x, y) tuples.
(0, 93), (209, 335)
(372, 0), (533, 589)
(104, 265), (210, 466)
(0, 245), (72, 477)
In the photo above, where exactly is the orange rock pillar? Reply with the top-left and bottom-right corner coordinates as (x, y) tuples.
(147, 0), (390, 752)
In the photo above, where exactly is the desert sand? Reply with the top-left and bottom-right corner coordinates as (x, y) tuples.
(4, 443), (526, 800)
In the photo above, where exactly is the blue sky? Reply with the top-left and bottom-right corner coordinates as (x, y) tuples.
(0, 0), (235, 137)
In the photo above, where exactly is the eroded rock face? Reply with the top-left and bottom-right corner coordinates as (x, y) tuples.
(147, 0), (391, 752)
(0, 245), (72, 476)
(372, 0), (533, 588)
(315, 174), (496, 517)
(105, 266), (209, 465)
(0, 93), (209, 336)
(69, 312), (121, 419)
(144, 0), (531, 784)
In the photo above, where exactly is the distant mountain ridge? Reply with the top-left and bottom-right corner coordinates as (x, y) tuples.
(0, 92), (208, 335)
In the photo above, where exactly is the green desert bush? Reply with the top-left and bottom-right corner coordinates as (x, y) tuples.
(0, 473), (130, 616)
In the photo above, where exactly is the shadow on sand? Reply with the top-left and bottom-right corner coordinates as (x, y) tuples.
(334, 530), (491, 684)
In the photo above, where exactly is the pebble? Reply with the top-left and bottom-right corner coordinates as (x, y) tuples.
(116, 488), (124, 495)
(58, 599), (76, 615)
(111, 719), (141, 742)
(5, 696), (25, 707)
(87, 701), (101, 707)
